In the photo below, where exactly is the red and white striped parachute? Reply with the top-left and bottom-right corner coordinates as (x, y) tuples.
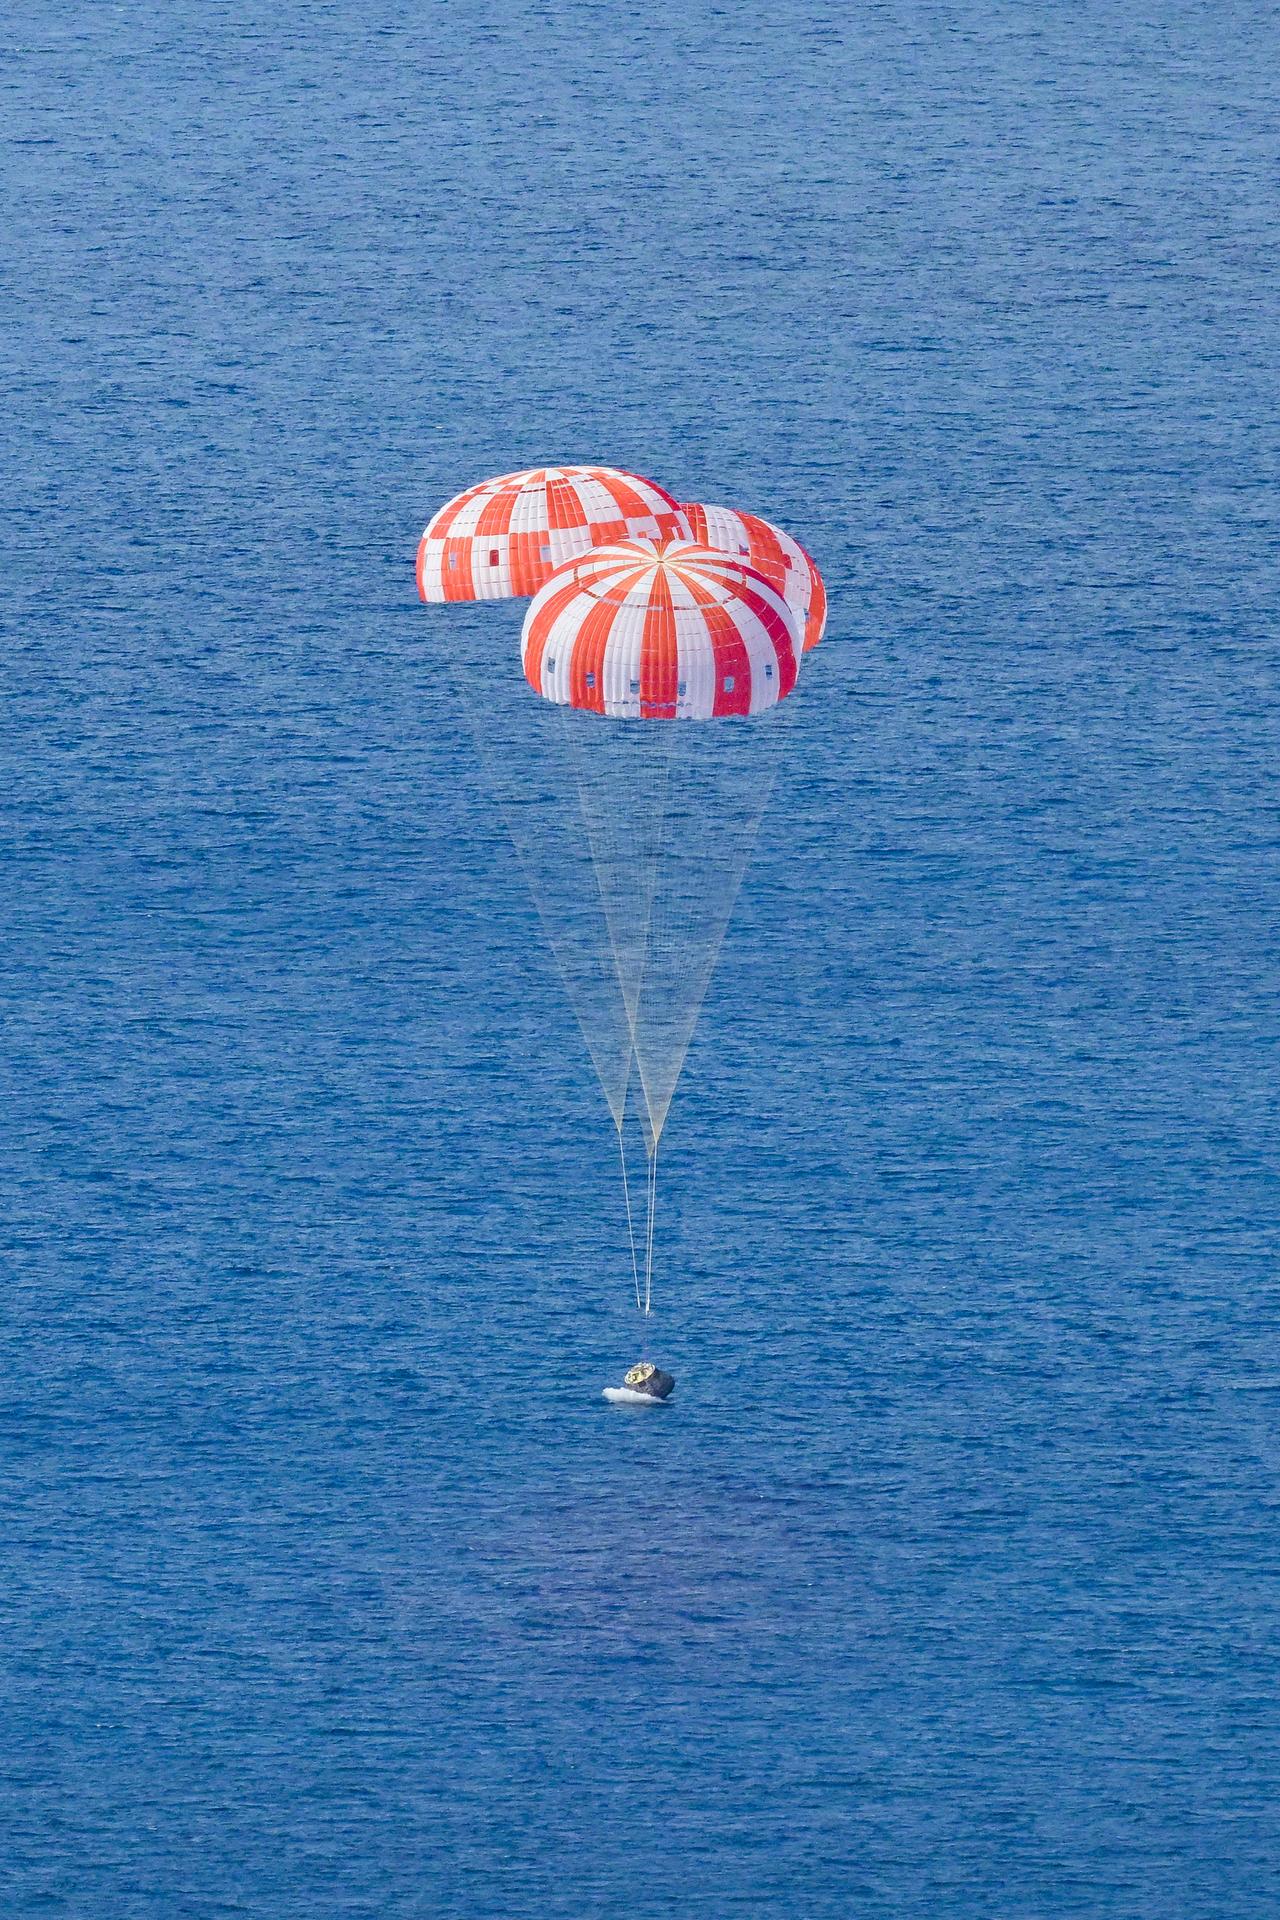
(679, 501), (827, 653)
(417, 466), (826, 1321)
(521, 538), (801, 720)
(417, 465), (689, 604)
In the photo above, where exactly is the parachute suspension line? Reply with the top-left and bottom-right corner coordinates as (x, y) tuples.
(558, 703), (675, 1077)
(438, 646), (632, 1131)
(643, 1138), (659, 1316)
(616, 1121), (643, 1313)
(627, 723), (676, 1148)
(559, 703), (632, 1017)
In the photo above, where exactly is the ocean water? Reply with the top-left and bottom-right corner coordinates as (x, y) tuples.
(3, 3), (1279, 1914)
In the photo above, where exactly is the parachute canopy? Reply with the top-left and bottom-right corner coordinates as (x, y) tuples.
(417, 465), (688, 604)
(521, 538), (801, 720)
(417, 461), (825, 1314)
(679, 501), (827, 652)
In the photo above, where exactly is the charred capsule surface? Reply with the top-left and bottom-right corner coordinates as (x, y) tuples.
(624, 1362), (675, 1400)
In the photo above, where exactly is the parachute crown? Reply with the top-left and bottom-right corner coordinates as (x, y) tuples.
(521, 536), (801, 721)
(417, 465), (689, 604)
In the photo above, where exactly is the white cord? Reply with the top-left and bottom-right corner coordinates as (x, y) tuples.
(616, 1121), (643, 1313)
(643, 1140), (659, 1316)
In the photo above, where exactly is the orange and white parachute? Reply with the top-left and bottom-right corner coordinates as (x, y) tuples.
(679, 501), (827, 652)
(416, 465), (824, 1317)
(416, 465), (688, 604)
(521, 538), (801, 720)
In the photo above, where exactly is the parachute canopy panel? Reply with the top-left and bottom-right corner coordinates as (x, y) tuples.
(417, 466), (689, 604)
(680, 501), (827, 653)
(521, 538), (802, 721)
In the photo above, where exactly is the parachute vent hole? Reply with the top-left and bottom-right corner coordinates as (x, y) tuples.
(678, 681), (687, 696)
(585, 672), (596, 688)
(723, 675), (735, 692)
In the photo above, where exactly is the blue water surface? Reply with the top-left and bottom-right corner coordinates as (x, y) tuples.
(3, 3), (1279, 1914)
